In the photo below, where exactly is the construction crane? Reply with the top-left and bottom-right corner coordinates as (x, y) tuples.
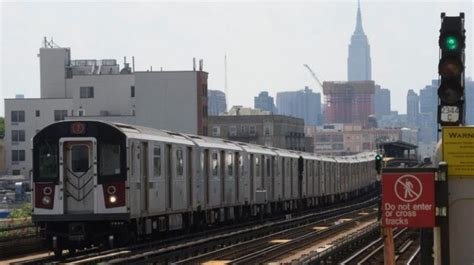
(303, 64), (323, 92)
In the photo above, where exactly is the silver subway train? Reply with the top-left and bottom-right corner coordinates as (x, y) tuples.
(32, 120), (377, 255)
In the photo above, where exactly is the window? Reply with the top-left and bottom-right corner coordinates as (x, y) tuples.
(12, 150), (25, 162)
(78, 109), (85, 116)
(266, 157), (271, 176)
(227, 153), (233, 176)
(264, 126), (271, 136)
(202, 83), (208, 97)
(203, 126), (208, 136)
(12, 170), (21, 176)
(71, 145), (89, 172)
(229, 126), (237, 137)
(153, 146), (161, 177)
(37, 140), (58, 180)
(176, 148), (184, 176)
(99, 143), (120, 176)
(131, 86), (135, 97)
(212, 126), (220, 137)
(80, 86), (94, 98)
(255, 156), (260, 177)
(11, 111), (25, 122)
(35, 110), (40, 117)
(12, 130), (25, 142)
(203, 106), (208, 118)
(212, 152), (218, 176)
(249, 125), (257, 136)
(54, 110), (68, 121)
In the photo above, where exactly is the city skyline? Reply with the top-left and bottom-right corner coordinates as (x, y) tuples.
(1, 1), (473, 116)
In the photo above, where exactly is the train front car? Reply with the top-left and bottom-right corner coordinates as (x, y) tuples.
(32, 121), (128, 256)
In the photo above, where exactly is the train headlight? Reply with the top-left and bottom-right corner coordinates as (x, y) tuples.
(109, 195), (117, 204)
(42, 196), (51, 205)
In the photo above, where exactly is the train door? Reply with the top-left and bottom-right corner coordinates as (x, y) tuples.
(187, 147), (193, 208)
(204, 149), (210, 206)
(288, 158), (296, 198)
(166, 144), (172, 210)
(271, 156), (276, 201)
(249, 154), (254, 202)
(282, 157), (286, 199)
(234, 152), (240, 203)
(140, 142), (149, 214)
(129, 141), (141, 216)
(220, 150), (226, 204)
(61, 138), (96, 214)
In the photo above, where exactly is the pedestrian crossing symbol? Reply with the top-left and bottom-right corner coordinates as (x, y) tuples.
(394, 175), (422, 203)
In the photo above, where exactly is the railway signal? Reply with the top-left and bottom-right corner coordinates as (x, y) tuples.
(437, 13), (465, 126)
(375, 154), (382, 174)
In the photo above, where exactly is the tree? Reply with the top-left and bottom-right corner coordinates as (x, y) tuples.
(0, 117), (4, 138)
(9, 203), (32, 218)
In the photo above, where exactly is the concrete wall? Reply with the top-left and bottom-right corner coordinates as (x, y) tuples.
(134, 72), (198, 134)
(66, 74), (135, 116)
(40, 48), (70, 98)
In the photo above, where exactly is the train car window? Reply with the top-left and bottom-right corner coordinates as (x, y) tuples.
(38, 140), (58, 180)
(153, 146), (161, 177)
(212, 152), (219, 176)
(176, 148), (184, 176)
(227, 153), (233, 176)
(99, 143), (120, 176)
(255, 156), (260, 177)
(201, 151), (205, 172)
(71, 145), (89, 172)
(266, 157), (271, 176)
(238, 154), (243, 175)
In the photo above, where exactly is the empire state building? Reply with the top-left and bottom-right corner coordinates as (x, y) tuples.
(347, 1), (372, 81)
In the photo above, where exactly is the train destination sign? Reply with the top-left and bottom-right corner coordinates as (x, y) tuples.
(382, 169), (435, 228)
(442, 127), (474, 177)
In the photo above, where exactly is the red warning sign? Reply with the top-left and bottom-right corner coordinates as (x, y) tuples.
(382, 171), (435, 228)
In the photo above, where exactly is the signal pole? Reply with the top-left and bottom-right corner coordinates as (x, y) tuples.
(434, 12), (465, 265)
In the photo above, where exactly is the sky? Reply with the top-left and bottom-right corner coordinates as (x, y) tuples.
(1, 0), (473, 117)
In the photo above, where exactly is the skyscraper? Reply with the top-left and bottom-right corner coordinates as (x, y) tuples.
(323, 80), (375, 126)
(465, 78), (474, 125)
(347, 1), (372, 81)
(406, 89), (419, 126)
(419, 80), (438, 143)
(208, 90), (227, 116)
(276, 87), (321, 126)
(254, 91), (276, 113)
(374, 85), (391, 120)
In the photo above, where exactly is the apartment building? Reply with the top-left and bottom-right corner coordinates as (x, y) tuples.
(4, 43), (208, 176)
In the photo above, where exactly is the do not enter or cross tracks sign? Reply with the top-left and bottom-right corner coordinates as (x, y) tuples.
(382, 168), (435, 228)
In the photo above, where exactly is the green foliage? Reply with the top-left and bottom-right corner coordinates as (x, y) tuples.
(0, 117), (4, 138)
(8, 203), (32, 219)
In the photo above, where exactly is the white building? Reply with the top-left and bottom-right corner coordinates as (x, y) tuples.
(4, 43), (208, 176)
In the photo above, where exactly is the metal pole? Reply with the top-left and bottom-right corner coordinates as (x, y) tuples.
(436, 162), (449, 264)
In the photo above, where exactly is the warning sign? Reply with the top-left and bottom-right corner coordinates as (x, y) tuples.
(382, 170), (435, 228)
(442, 127), (474, 177)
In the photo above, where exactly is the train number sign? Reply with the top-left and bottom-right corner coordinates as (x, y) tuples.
(382, 169), (435, 228)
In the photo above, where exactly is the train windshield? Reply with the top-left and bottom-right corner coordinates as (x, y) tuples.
(37, 140), (58, 181)
(99, 143), (121, 176)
